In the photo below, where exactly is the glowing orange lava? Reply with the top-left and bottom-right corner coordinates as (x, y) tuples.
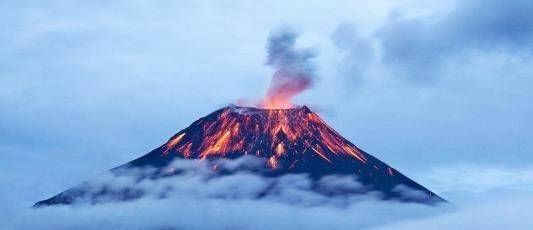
(275, 143), (285, 156)
(160, 106), (369, 169)
(258, 72), (311, 109)
(163, 133), (186, 155)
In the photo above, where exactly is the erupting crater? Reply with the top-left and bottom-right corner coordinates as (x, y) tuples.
(157, 106), (367, 166)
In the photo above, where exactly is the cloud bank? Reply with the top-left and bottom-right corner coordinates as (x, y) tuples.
(6, 160), (533, 229)
(8, 157), (445, 229)
(332, 0), (533, 83)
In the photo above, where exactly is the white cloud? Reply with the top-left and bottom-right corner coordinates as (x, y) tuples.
(373, 197), (533, 230)
(5, 158), (533, 229)
(417, 164), (533, 198)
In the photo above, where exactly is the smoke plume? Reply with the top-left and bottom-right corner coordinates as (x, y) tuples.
(259, 28), (317, 109)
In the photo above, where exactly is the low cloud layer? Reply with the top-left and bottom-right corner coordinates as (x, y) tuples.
(46, 157), (370, 206)
(375, 196), (533, 230)
(7, 157), (445, 229)
(416, 164), (533, 201)
(5, 160), (533, 229)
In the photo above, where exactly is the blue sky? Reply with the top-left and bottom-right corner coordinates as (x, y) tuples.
(1, 0), (533, 229)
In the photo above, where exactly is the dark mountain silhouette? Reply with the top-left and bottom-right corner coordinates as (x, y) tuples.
(35, 105), (445, 207)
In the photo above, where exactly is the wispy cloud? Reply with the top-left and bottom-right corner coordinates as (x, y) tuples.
(331, 0), (533, 84)
(374, 196), (533, 230)
(417, 164), (533, 199)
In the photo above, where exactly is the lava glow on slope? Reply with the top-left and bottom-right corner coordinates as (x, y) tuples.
(161, 106), (368, 169)
(35, 105), (447, 207)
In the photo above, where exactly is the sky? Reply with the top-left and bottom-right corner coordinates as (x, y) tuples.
(1, 0), (532, 229)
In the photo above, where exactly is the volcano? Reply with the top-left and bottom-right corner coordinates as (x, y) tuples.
(35, 105), (445, 207)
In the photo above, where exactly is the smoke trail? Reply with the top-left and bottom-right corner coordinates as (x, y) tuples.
(259, 28), (317, 109)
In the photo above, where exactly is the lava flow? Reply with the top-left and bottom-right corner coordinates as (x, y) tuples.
(157, 106), (368, 169)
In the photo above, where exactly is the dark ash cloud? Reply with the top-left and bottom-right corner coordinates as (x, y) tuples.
(260, 27), (317, 108)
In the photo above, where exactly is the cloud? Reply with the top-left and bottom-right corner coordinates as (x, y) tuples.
(330, 23), (373, 86)
(9, 194), (443, 230)
(7, 158), (533, 229)
(392, 185), (430, 201)
(415, 164), (533, 200)
(390, 166), (533, 230)
(36, 157), (373, 206)
(374, 0), (533, 83)
(373, 197), (533, 230)
(7, 157), (446, 229)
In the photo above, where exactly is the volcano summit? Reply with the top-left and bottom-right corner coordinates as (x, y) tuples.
(35, 105), (445, 206)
